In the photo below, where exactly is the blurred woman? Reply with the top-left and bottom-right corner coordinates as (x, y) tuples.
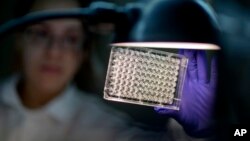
(0, 0), (135, 140)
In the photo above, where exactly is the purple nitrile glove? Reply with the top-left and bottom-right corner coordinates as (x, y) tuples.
(155, 49), (218, 138)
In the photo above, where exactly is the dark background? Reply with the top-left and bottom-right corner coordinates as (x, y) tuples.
(2, 0), (250, 136)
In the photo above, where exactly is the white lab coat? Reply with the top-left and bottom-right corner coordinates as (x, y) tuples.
(0, 75), (206, 141)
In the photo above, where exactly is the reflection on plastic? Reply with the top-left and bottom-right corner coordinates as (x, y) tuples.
(104, 46), (188, 110)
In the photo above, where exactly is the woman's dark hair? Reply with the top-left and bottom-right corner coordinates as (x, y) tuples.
(13, 0), (92, 18)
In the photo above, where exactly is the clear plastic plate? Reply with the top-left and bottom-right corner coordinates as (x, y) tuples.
(104, 45), (188, 110)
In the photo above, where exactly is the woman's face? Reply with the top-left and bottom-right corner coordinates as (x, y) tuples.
(20, 0), (85, 92)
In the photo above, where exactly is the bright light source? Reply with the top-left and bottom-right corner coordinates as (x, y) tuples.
(111, 42), (221, 50)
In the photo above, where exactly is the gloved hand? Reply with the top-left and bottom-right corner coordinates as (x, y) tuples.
(155, 49), (218, 138)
